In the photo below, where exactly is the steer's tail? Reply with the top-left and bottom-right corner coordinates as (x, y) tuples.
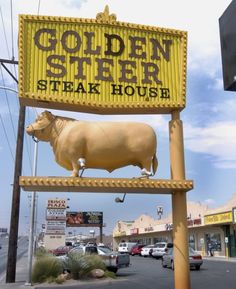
(152, 154), (158, 176)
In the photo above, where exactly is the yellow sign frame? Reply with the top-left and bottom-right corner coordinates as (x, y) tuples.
(19, 8), (187, 114)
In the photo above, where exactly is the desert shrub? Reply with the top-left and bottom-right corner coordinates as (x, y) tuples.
(32, 256), (63, 283)
(65, 253), (106, 279)
(104, 270), (117, 279)
(34, 247), (50, 258)
(46, 275), (65, 284)
(80, 254), (106, 277)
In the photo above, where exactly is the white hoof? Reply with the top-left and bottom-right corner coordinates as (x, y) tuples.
(141, 168), (152, 176)
(78, 158), (86, 168)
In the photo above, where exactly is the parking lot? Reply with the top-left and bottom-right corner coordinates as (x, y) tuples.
(33, 255), (236, 289)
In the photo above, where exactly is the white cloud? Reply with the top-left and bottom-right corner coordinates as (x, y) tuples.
(203, 198), (215, 206)
(207, 78), (224, 91)
(185, 121), (236, 168)
(211, 99), (236, 118)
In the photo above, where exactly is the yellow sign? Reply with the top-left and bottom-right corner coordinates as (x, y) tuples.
(113, 231), (126, 237)
(204, 211), (232, 225)
(19, 7), (187, 114)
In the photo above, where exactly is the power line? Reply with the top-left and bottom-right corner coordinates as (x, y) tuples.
(10, 0), (17, 79)
(0, 5), (18, 91)
(0, 113), (15, 162)
(0, 66), (17, 140)
(10, 0), (14, 60)
(0, 6), (10, 58)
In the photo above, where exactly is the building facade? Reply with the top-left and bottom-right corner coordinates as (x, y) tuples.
(113, 194), (236, 258)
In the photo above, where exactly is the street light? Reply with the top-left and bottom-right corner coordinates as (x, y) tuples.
(157, 206), (163, 220)
(115, 193), (126, 203)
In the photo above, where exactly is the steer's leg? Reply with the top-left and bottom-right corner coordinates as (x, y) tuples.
(140, 158), (153, 177)
(71, 161), (79, 177)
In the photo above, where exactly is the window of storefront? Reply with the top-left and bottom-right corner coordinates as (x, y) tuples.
(153, 237), (167, 243)
(143, 238), (152, 245)
(205, 233), (222, 251)
(189, 234), (195, 250)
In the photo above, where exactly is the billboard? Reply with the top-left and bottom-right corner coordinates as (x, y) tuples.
(18, 11), (187, 114)
(0, 228), (8, 233)
(66, 211), (103, 227)
(219, 0), (236, 91)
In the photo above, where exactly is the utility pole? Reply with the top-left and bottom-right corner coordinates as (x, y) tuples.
(0, 58), (26, 283)
(6, 104), (25, 283)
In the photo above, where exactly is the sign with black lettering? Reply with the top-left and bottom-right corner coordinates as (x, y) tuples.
(19, 8), (187, 114)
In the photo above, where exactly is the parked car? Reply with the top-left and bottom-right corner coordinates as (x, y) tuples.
(162, 247), (203, 270)
(58, 245), (130, 273)
(50, 245), (72, 256)
(151, 242), (173, 258)
(140, 245), (155, 257)
(118, 242), (137, 254)
(130, 244), (145, 256)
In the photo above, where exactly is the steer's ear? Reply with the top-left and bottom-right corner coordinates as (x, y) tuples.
(43, 110), (54, 121)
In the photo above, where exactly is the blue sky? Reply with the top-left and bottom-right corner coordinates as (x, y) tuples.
(0, 0), (235, 236)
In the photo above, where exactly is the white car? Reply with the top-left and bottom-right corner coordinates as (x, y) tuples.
(151, 242), (173, 259)
(140, 245), (154, 257)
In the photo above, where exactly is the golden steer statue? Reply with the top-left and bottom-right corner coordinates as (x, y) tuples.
(26, 111), (158, 178)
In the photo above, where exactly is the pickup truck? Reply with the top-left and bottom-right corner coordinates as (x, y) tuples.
(58, 245), (130, 273)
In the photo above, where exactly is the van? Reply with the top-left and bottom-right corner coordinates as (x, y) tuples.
(118, 242), (137, 254)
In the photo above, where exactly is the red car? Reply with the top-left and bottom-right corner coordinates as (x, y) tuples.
(50, 245), (72, 256)
(130, 244), (145, 256)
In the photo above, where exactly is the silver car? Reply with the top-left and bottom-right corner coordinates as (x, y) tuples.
(162, 247), (203, 270)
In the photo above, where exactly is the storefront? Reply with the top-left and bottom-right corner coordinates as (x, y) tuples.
(113, 198), (236, 258)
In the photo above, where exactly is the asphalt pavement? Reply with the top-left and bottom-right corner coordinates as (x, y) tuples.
(0, 251), (29, 289)
(0, 253), (236, 289)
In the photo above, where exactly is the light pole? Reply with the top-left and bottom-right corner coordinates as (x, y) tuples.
(25, 140), (38, 285)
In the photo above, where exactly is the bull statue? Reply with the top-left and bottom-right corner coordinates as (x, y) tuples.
(26, 110), (158, 178)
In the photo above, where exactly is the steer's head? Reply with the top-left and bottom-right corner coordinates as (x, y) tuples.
(26, 110), (55, 141)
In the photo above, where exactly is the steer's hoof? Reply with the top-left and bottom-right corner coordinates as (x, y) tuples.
(141, 168), (153, 177)
(71, 172), (79, 177)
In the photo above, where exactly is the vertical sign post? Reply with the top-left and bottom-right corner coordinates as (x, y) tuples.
(169, 110), (190, 289)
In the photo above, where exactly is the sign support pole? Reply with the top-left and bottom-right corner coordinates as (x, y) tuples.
(99, 225), (103, 243)
(169, 110), (190, 289)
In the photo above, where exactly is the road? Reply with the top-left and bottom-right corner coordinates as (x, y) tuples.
(34, 254), (236, 289)
(0, 235), (28, 275)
